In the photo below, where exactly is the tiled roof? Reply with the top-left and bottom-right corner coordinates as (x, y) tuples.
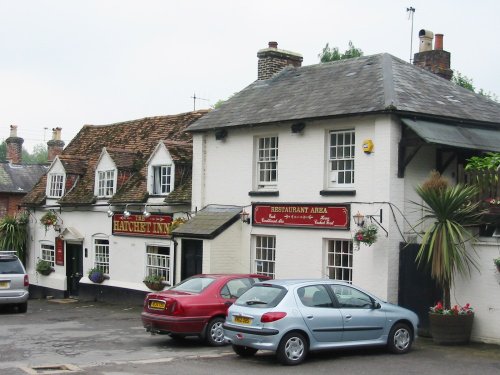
(172, 205), (242, 239)
(164, 176), (191, 205)
(187, 53), (500, 132)
(59, 156), (88, 175)
(0, 162), (48, 194)
(22, 110), (208, 206)
(162, 140), (192, 162)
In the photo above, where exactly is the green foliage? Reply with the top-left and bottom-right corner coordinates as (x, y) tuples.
(465, 152), (500, 171)
(0, 213), (29, 264)
(319, 41), (363, 63)
(22, 144), (48, 163)
(36, 259), (53, 275)
(452, 70), (498, 102)
(143, 274), (164, 283)
(0, 141), (6, 161)
(413, 172), (484, 309)
(354, 224), (378, 247)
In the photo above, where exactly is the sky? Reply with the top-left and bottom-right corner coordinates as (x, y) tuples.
(1, 0), (500, 153)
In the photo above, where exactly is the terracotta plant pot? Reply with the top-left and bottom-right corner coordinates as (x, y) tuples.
(429, 312), (474, 345)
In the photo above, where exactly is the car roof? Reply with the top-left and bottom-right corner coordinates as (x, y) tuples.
(256, 279), (351, 288)
(191, 273), (270, 279)
(0, 251), (19, 259)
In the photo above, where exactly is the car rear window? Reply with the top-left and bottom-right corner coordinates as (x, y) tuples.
(235, 285), (287, 308)
(170, 276), (215, 293)
(0, 258), (25, 274)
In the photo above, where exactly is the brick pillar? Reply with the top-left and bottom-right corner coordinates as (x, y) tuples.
(5, 125), (24, 164)
(257, 41), (303, 80)
(47, 127), (65, 162)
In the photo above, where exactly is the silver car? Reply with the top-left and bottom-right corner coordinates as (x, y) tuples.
(0, 251), (29, 313)
(224, 279), (419, 365)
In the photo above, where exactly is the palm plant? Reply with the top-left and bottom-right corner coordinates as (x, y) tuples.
(0, 213), (29, 264)
(414, 172), (484, 309)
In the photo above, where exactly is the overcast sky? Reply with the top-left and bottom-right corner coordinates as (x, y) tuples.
(1, 0), (499, 153)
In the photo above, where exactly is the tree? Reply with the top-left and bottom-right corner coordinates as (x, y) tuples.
(22, 144), (48, 163)
(0, 213), (29, 265)
(0, 141), (5, 161)
(413, 172), (483, 309)
(319, 41), (363, 63)
(452, 70), (498, 101)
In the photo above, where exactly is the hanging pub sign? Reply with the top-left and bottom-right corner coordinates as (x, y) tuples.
(252, 203), (350, 229)
(55, 236), (64, 266)
(112, 213), (173, 238)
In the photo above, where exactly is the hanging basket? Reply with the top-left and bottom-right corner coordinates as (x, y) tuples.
(429, 312), (474, 345)
(144, 281), (165, 291)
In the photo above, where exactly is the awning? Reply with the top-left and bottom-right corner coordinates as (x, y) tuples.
(401, 118), (500, 152)
(59, 227), (84, 242)
(172, 205), (242, 239)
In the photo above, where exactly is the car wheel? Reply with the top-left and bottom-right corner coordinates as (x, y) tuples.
(17, 302), (27, 313)
(232, 344), (258, 357)
(387, 322), (412, 354)
(276, 332), (308, 365)
(205, 317), (226, 346)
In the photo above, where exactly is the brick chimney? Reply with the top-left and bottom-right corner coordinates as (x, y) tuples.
(47, 127), (65, 162)
(413, 29), (453, 80)
(5, 125), (24, 164)
(257, 41), (303, 80)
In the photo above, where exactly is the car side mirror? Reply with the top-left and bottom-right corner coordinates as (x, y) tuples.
(373, 301), (381, 309)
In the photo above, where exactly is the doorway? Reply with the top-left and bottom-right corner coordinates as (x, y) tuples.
(181, 239), (203, 281)
(66, 243), (83, 297)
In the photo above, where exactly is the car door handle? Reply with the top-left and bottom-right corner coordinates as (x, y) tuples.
(344, 314), (352, 321)
(306, 315), (313, 319)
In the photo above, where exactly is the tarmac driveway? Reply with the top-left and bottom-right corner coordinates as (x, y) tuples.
(1, 298), (499, 375)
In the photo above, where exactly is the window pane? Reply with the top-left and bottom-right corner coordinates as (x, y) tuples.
(326, 239), (353, 283)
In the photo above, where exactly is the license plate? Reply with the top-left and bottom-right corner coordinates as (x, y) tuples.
(149, 300), (166, 310)
(234, 316), (252, 325)
(0, 281), (8, 288)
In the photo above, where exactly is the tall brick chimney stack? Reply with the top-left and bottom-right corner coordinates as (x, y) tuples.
(257, 41), (303, 80)
(5, 125), (24, 164)
(413, 29), (453, 80)
(47, 127), (65, 162)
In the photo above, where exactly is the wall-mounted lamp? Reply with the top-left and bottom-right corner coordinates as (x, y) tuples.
(215, 129), (227, 141)
(123, 204), (131, 218)
(107, 205), (114, 217)
(240, 210), (251, 224)
(143, 204), (151, 218)
(353, 211), (365, 227)
(291, 122), (306, 134)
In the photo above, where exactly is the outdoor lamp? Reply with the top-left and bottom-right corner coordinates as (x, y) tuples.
(353, 211), (365, 227)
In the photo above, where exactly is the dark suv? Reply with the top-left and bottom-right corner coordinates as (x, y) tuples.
(0, 251), (29, 313)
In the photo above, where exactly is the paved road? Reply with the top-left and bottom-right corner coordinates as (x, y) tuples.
(1, 299), (499, 375)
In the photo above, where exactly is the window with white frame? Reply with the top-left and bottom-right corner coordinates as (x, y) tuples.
(97, 170), (115, 197)
(326, 239), (353, 283)
(257, 136), (278, 189)
(41, 243), (55, 267)
(48, 174), (64, 198)
(152, 165), (172, 195)
(254, 235), (276, 278)
(328, 130), (355, 187)
(146, 245), (172, 285)
(94, 239), (109, 274)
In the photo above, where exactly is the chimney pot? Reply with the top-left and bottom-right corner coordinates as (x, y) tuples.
(47, 127), (65, 162)
(6, 125), (24, 164)
(418, 29), (434, 52)
(268, 41), (278, 49)
(434, 34), (444, 50)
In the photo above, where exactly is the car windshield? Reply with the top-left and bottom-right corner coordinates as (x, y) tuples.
(236, 284), (287, 308)
(170, 276), (215, 293)
(0, 258), (24, 274)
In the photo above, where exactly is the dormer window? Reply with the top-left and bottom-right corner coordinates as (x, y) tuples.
(48, 173), (65, 198)
(153, 165), (172, 195)
(97, 170), (115, 197)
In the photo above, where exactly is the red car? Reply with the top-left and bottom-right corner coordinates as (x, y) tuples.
(141, 274), (271, 346)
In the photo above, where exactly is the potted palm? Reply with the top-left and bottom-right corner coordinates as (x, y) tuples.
(0, 213), (28, 265)
(413, 171), (483, 345)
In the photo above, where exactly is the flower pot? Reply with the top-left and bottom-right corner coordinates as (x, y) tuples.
(144, 281), (165, 291)
(429, 312), (474, 345)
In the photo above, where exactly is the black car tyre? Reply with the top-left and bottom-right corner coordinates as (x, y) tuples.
(232, 344), (258, 357)
(17, 302), (27, 313)
(387, 322), (412, 354)
(276, 332), (308, 365)
(205, 317), (226, 346)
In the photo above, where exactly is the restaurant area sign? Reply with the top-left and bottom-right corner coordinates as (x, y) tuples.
(112, 213), (173, 238)
(252, 203), (350, 229)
